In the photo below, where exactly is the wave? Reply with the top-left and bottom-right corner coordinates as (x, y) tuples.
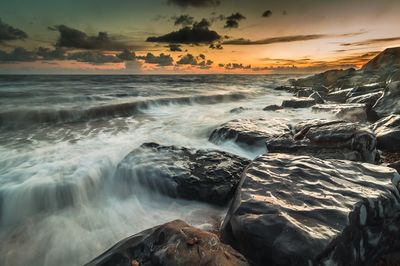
(0, 92), (247, 130)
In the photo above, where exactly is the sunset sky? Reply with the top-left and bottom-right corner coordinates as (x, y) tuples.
(1, 0), (399, 74)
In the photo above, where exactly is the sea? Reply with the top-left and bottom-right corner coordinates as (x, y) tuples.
(0, 75), (333, 265)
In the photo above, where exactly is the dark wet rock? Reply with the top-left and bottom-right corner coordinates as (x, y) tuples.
(282, 98), (316, 108)
(86, 220), (249, 266)
(115, 143), (250, 205)
(312, 103), (368, 122)
(221, 153), (400, 266)
(308, 91), (324, 104)
(209, 119), (292, 149)
(263, 104), (283, 111)
(229, 107), (249, 114)
(372, 115), (400, 152)
(326, 88), (353, 103)
(346, 83), (384, 98)
(295, 88), (313, 97)
(291, 68), (356, 88)
(347, 91), (383, 107)
(362, 47), (400, 75)
(267, 119), (377, 162)
(273, 85), (296, 92)
(373, 82), (400, 118)
(388, 161), (400, 174)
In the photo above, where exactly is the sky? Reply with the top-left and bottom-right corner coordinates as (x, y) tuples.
(0, 0), (399, 74)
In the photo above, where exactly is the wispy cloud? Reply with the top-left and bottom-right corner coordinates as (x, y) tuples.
(341, 36), (400, 47)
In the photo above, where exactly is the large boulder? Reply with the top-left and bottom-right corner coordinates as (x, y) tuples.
(347, 91), (383, 107)
(291, 68), (357, 88)
(312, 103), (369, 122)
(267, 119), (377, 162)
(86, 220), (249, 266)
(209, 119), (291, 149)
(373, 82), (400, 118)
(372, 115), (400, 152)
(282, 98), (316, 108)
(115, 143), (250, 206)
(221, 153), (400, 266)
(362, 47), (400, 75)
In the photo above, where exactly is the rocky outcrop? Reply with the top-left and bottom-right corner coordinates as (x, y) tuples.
(221, 153), (400, 266)
(373, 82), (400, 118)
(267, 119), (377, 162)
(362, 47), (400, 75)
(309, 91), (324, 104)
(86, 220), (249, 266)
(282, 98), (316, 108)
(209, 119), (292, 148)
(312, 103), (369, 122)
(263, 104), (283, 111)
(115, 143), (249, 205)
(372, 115), (400, 152)
(291, 68), (357, 88)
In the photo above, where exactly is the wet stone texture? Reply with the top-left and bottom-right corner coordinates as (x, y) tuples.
(221, 153), (400, 266)
(372, 115), (400, 152)
(85, 220), (249, 266)
(114, 143), (250, 206)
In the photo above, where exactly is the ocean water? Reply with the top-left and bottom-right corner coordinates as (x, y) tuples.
(0, 75), (334, 266)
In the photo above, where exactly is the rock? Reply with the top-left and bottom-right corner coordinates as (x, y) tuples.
(326, 88), (353, 103)
(388, 161), (400, 174)
(229, 107), (249, 114)
(312, 103), (368, 122)
(362, 47), (400, 74)
(221, 153), (400, 266)
(267, 119), (377, 162)
(291, 68), (357, 88)
(86, 220), (249, 266)
(346, 83), (384, 98)
(263, 104), (283, 111)
(209, 119), (291, 149)
(372, 115), (400, 152)
(295, 88), (314, 97)
(115, 143), (250, 205)
(347, 91), (383, 107)
(282, 98), (316, 108)
(373, 82), (400, 118)
(308, 91), (324, 104)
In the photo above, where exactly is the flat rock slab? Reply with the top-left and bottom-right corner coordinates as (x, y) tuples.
(86, 220), (249, 266)
(115, 143), (250, 205)
(268, 119), (377, 162)
(221, 153), (400, 266)
(312, 103), (368, 122)
(282, 98), (316, 108)
(372, 115), (400, 152)
(209, 118), (292, 148)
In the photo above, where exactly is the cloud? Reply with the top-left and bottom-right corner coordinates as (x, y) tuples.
(67, 51), (123, 64)
(262, 10), (272, 18)
(0, 19), (28, 43)
(173, 15), (194, 26)
(116, 49), (136, 61)
(224, 63), (251, 70)
(176, 53), (198, 65)
(223, 32), (365, 46)
(224, 13), (246, 28)
(341, 37), (400, 47)
(168, 44), (182, 51)
(0, 47), (37, 62)
(147, 19), (221, 44)
(167, 0), (220, 8)
(137, 53), (174, 66)
(50, 25), (128, 50)
(36, 47), (66, 60)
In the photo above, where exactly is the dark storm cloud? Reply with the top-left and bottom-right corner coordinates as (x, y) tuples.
(262, 10), (272, 18)
(224, 13), (246, 28)
(137, 53), (174, 66)
(168, 44), (182, 51)
(167, 0), (220, 8)
(36, 47), (66, 60)
(173, 15), (194, 26)
(341, 36), (400, 47)
(50, 25), (128, 50)
(146, 19), (221, 44)
(0, 19), (28, 43)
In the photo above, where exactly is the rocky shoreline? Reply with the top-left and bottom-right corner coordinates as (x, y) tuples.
(86, 47), (400, 266)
